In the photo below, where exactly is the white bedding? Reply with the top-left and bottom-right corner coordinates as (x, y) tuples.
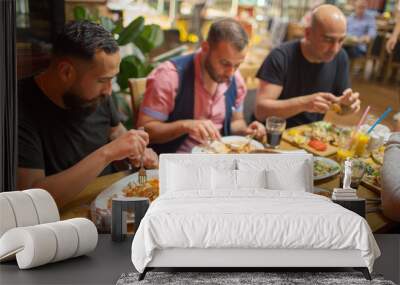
(131, 190), (380, 273)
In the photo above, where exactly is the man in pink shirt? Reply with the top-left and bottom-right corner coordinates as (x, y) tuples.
(137, 18), (265, 153)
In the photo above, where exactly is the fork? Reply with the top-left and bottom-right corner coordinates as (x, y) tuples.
(138, 155), (147, 185)
(137, 127), (147, 185)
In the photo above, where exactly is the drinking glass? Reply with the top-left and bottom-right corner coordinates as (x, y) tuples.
(339, 159), (366, 189)
(265, 116), (286, 148)
(352, 131), (370, 158)
(336, 127), (354, 163)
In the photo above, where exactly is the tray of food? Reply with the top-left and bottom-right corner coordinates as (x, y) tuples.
(282, 121), (343, 156)
(361, 158), (381, 194)
(91, 169), (159, 232)
(191, 135), (264, 154)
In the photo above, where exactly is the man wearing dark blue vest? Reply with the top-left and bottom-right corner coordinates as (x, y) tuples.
(137, 18), (265, 154)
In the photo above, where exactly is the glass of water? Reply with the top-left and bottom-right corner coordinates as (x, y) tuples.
(265, 116), (286, 148)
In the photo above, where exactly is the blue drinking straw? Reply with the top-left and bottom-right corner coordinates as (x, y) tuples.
(367, 107), (392, 134)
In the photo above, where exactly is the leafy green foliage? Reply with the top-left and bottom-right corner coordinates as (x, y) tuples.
(117, 16), (145, 46)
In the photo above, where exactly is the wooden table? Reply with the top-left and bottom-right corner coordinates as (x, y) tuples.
(60, 142), (396, 233)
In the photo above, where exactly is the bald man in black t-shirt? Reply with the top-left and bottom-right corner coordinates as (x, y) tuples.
(255, 5), (361, 128)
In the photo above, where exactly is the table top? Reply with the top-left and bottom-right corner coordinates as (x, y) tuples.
(0, 234), (133, 285)
(60, 136), (396, 234)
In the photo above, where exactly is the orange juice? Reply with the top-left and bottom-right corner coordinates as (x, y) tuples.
(336, 148), (354, 162)
(353, 132), (370, 157)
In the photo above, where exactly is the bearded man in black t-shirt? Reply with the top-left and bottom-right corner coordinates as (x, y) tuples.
(17, 21), (158, 208)
(255, 4), (361, 128)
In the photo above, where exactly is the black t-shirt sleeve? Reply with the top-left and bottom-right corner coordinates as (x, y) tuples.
(256, 48), (286, 86)
(18, 117), (45, 170)
(333, 50), (351, 95)
(108, 96), (121, 127)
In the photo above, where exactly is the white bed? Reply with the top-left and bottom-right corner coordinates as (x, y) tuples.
(131, 154), (380, 280)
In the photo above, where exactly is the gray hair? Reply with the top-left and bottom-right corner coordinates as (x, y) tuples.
(207, 18), (248, 51)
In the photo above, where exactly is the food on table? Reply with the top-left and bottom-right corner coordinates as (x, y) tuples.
(313, 159), (340, 178)
(371, 146), (385, 165)
(293, 135), (307, 145)
(362, 160), (381, 189)
(285, 122), (345, 152)
(106, 178), (159, 209)
(336, 148), (354, 162)
(331, 103), (342, 114)
(210, 140), (255, 154)
(287, 129), (300, 136)
(308, 139), (327, 151)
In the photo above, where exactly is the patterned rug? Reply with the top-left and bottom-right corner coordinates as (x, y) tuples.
(116, 271), (395, 285)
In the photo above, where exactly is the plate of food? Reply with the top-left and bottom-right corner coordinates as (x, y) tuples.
(283, 121), (342, 156)
(191, 135), (264, 154)
(313, 156), (341, 181)
(91, 169), (159, 232)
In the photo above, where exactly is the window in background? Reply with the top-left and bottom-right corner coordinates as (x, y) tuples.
(16, 0), (65, 79)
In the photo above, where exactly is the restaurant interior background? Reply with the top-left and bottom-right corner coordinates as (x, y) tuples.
(14, 0), (400, 129)
(0, 0), (399, 283)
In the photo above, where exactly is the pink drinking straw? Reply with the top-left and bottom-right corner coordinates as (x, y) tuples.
(355, 105), (371, 133)
(347, 106), (370, 149)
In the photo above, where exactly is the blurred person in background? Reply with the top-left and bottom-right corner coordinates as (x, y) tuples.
(386, 0), (400, 53)
(345, 0), (377, 59)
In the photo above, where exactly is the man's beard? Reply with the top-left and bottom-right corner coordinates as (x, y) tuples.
(63, 91), (106, 117)
(204, 56), (230, 84)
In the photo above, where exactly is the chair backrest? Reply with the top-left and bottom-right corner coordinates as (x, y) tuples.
(128, 77), (147, 128)
(367, 32), (387, 59)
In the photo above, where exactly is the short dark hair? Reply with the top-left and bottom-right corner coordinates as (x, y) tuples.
(207, 18), (248, 51)
(52, 21), (119, 60)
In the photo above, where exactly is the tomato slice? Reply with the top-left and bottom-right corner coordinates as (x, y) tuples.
(308, 139), (327, 151)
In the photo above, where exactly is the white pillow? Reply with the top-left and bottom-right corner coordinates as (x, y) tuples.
(236, 169), (267, 189)
(266, 164), (308, 191)
(212, 168), (237, 191)
(167, 162), (211, 191)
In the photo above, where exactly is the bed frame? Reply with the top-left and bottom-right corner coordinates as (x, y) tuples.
(138, 248), (371, 280)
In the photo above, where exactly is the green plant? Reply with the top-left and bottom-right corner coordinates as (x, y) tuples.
(73, 6), (164, 128)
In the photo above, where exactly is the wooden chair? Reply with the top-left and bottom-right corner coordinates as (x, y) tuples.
(366, 32), (388, 79)
(348, 33), (387, 79)
(239, 64), (259, 90)
(384, 40), (400, 83)
(128, 77), (147, 129)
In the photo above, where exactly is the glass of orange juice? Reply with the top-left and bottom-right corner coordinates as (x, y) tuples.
(336, 127), (354, 162)
(352, 131), (370, 157)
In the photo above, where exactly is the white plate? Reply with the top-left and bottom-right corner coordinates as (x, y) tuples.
(191, 136), (264, 154)
(91, 169), (158, 232)
(313, 156), (340, 181)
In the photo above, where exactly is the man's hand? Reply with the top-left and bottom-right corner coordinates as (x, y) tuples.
(302, 92), (338, 113)
(245, 121), (266, 140)
(129, 148), (159, 169)
(386, 34), (398, 53)
(182, 119), (221, 143)
(337, 88), (361, 114)
(104, 129), (148, 162)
